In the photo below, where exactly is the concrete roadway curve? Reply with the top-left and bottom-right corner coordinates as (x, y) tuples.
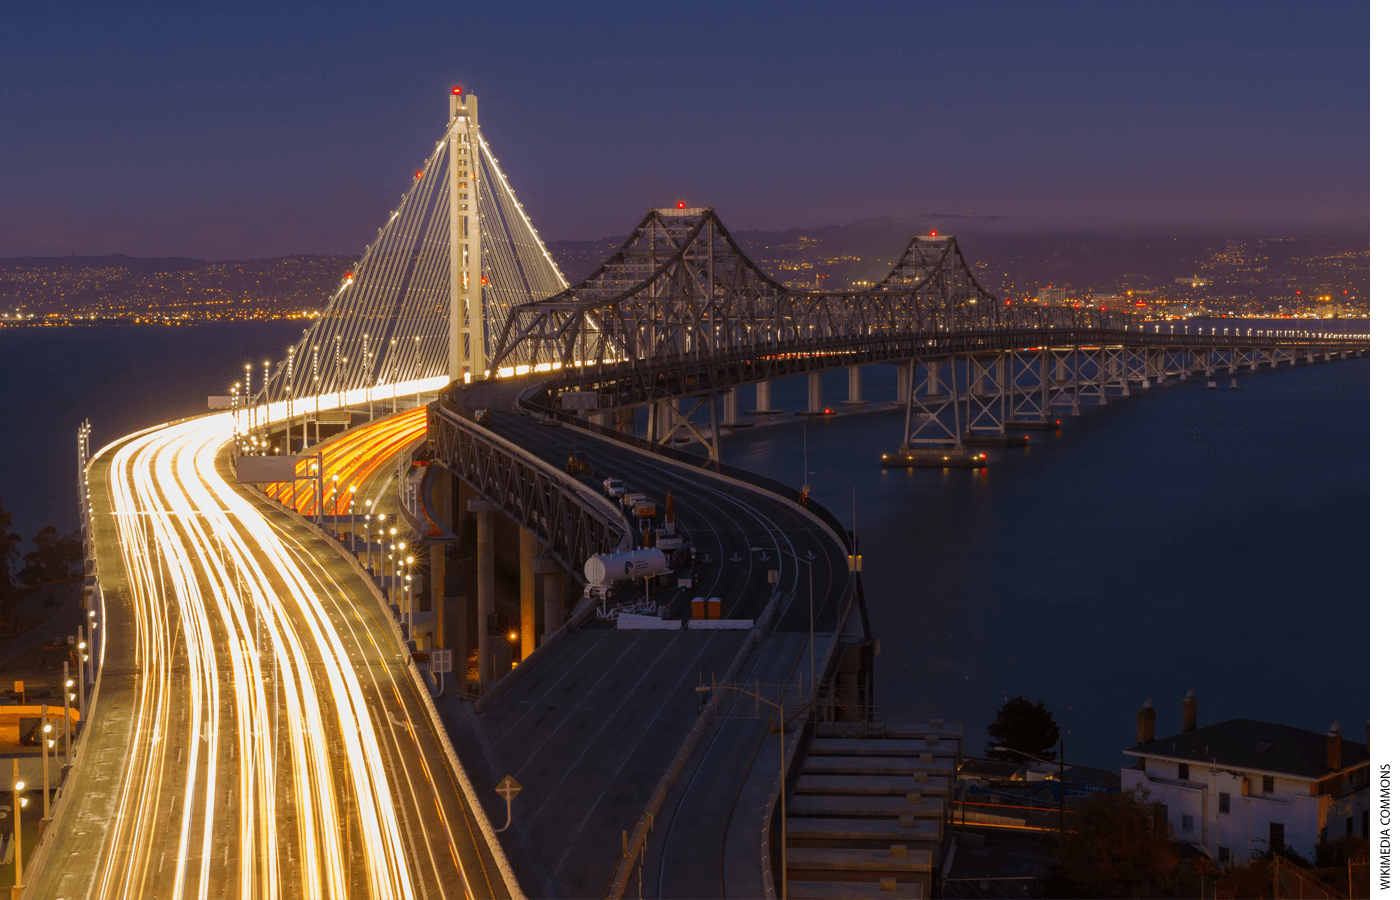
(484, 412), (848, 632)
(471, 411), (850, 897)
(35, 413), (514, 900)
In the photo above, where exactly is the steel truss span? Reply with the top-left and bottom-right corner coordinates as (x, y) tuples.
(485, 207), (1369, 409)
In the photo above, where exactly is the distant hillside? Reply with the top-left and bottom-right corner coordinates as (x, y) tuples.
(0, 254), (355, 319)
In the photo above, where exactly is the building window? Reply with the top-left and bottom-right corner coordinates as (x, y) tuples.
(1182, 814), (1194, 834)
(1347, 816), (1354, 838)
(1218, 846), (1231, 864)
(1220, 792), (1231, 814)
(1269, 822), (1285, 850)
(1178, 762), (1190, 780)
(1262, 775), (1275, 794)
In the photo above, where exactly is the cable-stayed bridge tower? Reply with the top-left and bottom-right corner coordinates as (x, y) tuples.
(273, 89), (566, 404)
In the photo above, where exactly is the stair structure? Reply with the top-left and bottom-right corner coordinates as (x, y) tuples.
(784, 720), (962, 900)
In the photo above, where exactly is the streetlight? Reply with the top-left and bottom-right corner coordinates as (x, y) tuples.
(795, 422), (811, 502)
(696, 682), (789, 899)
(993, 741), (1067, 833)
(752, 546), (816, 693)
(12, 763), (26, 898)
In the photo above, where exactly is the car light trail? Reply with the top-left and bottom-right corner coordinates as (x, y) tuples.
(76, 381), (509, 899)
(265, 405), (427, 515)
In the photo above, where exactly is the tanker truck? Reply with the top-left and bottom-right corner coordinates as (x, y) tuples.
(582, 548), (669, 601)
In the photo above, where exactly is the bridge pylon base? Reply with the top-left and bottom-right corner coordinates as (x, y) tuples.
(881, 447), (989, 468)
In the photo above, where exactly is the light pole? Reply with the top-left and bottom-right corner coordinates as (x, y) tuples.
(993, 740), (1066, 833)
(12, 762), (26, 899)
(696, 682), (789, 899)
(751, 546), (815, 693)
(795, 422), (810, 502)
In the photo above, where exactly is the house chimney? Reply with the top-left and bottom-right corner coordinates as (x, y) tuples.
(1137, 698), (1156, 745)
(1327, 720), (1342, 772)
(1183, 689), (1197, 732)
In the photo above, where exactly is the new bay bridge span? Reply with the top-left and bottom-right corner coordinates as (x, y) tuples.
(31, 89), (1367, 900)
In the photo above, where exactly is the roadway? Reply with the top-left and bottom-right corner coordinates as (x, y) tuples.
(482, 411), (848, 631)
(467, 408), (851, 897)
(36, 411), (515, 900)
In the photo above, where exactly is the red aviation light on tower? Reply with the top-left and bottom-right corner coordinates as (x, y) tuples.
(677, 201), (686, 209)
(344, 272), (354, 281)
(451, 86), (462, 95)
(414, 171), (423, 179)
(929, 230), (938, 237)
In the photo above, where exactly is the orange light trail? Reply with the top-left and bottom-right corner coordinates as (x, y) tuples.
(266, 406), (427, 514)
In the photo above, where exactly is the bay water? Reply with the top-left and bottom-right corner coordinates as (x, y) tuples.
(0, 320), (1368, 770)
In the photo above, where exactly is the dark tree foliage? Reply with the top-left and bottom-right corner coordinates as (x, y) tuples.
(0, 498), (19, 623)
(1051, 784), (1178, 899)
(987, 695), (1060, 761)
(17, 526), (82, 586)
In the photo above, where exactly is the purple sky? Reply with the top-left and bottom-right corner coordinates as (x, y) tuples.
(0, 2), (1368, 259)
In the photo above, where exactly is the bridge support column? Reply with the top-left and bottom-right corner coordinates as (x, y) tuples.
(723, 390), (739, 426)
(843, 366), (866, 405)
(519, 529), (538, 658)
(468, 499), (496, 684)
(707, 393), (722, 464)
(430, 543), (445, 650)
(895, 361), (912, 405)
(750, 380), (781, 415)
(539, 563), (565, 637)
(804, 372), (823, 414)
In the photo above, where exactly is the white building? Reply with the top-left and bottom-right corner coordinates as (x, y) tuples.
(1121, 693), (1368, 866)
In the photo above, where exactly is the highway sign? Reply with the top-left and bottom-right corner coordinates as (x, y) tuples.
(495, 775), (522, 802)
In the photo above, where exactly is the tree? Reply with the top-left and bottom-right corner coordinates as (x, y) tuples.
(17, 526), (82, 586)
(0, 498), (19, 622)
(1051, 784), (1178, 898)
(986, 695), (1060, 761)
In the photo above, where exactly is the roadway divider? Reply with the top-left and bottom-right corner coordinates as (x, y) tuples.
(241, 474), (527, 900)
(687, 618), (754, 630)
(616, 613), (682, 630)
(607, 588), (786, 899)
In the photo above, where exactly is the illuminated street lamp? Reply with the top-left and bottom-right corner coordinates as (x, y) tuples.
(12, 762), (27, 898)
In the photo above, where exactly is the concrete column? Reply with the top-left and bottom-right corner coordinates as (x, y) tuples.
(518, 528), (537, 658)
(430, 543), (445, 650)
(895, 361), (912, 404)
(844, 366), (865, 404)
(468, 500), (496, 683)
(754, 380), (776, 413)
(541, 567), (564, 636)
(723, 390), (739, 425)
(805, 372), (823, 413)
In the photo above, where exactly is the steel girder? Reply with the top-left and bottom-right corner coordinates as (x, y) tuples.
(427, 400), (630, 580)
(484, 207), (1368, 412)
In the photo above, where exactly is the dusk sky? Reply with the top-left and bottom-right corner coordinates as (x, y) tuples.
(1, 2), (1369, 260)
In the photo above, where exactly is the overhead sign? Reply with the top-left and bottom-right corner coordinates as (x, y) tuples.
(319, 411), (353, 424)
(207, 396), (233, 409)
(560, 392), (598, 410)
(235, 456), (298, 483)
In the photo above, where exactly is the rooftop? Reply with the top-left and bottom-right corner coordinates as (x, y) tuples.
(1124, 718), (1366, 780)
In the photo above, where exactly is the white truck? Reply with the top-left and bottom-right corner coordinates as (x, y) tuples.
(582, 548), (669, 601)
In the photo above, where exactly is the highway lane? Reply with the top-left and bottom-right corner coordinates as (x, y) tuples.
(469, 409), (850, 897)
(483, 411), (848, 632)
(36, 408), (515, 900)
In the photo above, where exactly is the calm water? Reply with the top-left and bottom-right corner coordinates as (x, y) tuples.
(0, 320), (1369, 771)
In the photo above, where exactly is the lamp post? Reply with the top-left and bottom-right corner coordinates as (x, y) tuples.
(62, 663), (73, 768)
(993, 740), (1066, 832)
(696, 682), (788, 899)
(751, 546), (815, 694)
(12, 762), (26, 899)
